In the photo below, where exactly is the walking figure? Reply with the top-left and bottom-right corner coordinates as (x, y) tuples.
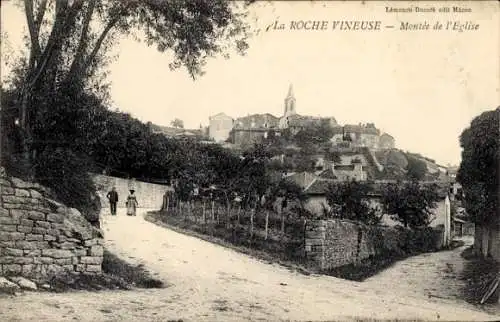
(126, 189), (139, 216)
(107, 187), (119, 216)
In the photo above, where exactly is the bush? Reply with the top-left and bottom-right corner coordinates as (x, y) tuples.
(34, 147), (100, 223)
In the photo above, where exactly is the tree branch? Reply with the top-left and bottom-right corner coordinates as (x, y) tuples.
(29, 0), (84, 88)
(80, 16), (119, 75)
(24, 0), (41, 59)
(67, 0), (96, 79)
(34, 0), (48, 34)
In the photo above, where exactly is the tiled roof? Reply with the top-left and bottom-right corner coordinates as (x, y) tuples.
(318, 168), (338, 179)
(234, 113), (279, 129)
(305, 179), (332, 195)
(334, 164), (356, 171)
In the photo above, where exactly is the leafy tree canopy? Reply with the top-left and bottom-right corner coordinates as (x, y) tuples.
(381, 181), (441, 228)
(325, 180), (381, 225)
(457, 108), (499, 224)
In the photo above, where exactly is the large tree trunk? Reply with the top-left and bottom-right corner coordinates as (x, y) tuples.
(474, 223), (483, 256)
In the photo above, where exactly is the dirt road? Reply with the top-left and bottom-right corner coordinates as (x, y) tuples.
(0, 209), (498, 321)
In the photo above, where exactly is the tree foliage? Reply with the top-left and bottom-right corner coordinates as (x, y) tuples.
(325, 180), (381, 225)
(380, 181), (441, 228)
(170, 118), (184, 129)
(5, 0), (252, 177)
(405, 155), (427, 181)
(457, 108), (499, 224)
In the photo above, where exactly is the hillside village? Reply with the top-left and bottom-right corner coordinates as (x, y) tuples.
(153, 84), (456, 186)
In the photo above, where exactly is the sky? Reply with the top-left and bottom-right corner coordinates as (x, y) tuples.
(1, 1), (499, 166)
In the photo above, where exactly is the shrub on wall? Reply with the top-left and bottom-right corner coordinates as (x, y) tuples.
(34, 147), (100, 224)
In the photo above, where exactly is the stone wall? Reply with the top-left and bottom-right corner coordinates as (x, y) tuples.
(0, 175), (104, 281)
(305, 219), (444, 270)
(92, 174), (173, 210)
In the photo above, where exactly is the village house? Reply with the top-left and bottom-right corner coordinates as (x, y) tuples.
(208, 84), (395, 149)
(209, 112), (234, 143)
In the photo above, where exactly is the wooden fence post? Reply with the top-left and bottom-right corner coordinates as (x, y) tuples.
(250, 208), (255, 238)
(202, 200), (206, 223)
(265, 211), (269, 240)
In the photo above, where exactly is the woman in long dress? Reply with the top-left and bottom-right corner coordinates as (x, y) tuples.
(126, 190), (139, 216)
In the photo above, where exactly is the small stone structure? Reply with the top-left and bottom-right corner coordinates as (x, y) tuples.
(0, 174), (104, 281)
(305, 219), (444, 270)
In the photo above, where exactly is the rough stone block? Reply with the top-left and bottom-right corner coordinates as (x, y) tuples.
(32, 227), (48, 235)
(26, 234), (44, 241)
(46, 229), (61, 237)
(84, 239), (98, 247)
(27, 211), (45, 221)
(14, 189), (31, 198)
(43, 235), (57, 241)
(16, 241), (46, 250)
(0, 178), (12, 187)
(0, 217), (18, 225)
(2, 203), (22, 209)
(33, 257), (54, 264)
(24, 249), (41, 256)
(74, 264), (86, 272)
(0, 232), (24, 241)
(1, 187), (14, 195)
(0, 207), (9, 216)
(0, 224), (17, 232)
(4, 248), (23, 256)
(89, 245), (104, 257)
(85, 265), (102, 273)
(11, 177), (32, 189)
(57, 242), (76, 250)
(62, 265), (74, 271)
(9, 276), (37, 290)
(29, 190), (43, 199)
(13, 257), (34, 264)
(56, 206), (67, 214)
(20, 219), (34, 227)
(2, 195), (26, 204)
(45, 264), (64, 275)
(10, 209), (27, 221)
(22, 264), (41, 275)
(51, 223), (65, 230)
(54, 258), (72, 265)
(35, 221), (51, 229)
(0, 276), (20, 291)
(0, 241), (15, 247)
(17, 225), (33, 233)
(80, 256), (102, 265)
(3, 264), (22, 274)
(74, 248), (87, 256)
(42, 249), (73, 259)
(46, 213), (64, 223)
(0, 256), (14, 264)
(72, 257), (79, 265)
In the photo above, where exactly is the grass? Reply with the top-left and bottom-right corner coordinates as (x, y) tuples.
(460, 246), (499, 305)
(102, 249), (165, 289)
(40, 249), (165, 293)
(323, 252), (406, 282)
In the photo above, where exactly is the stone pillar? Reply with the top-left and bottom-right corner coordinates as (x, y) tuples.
(304, 220), (326, 270)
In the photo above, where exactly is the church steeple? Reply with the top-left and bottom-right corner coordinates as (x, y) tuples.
(287, 84), (294, 98)
(284, 83), (296, 117)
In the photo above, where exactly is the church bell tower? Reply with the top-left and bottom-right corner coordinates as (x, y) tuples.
(284, 84), (296, 117)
